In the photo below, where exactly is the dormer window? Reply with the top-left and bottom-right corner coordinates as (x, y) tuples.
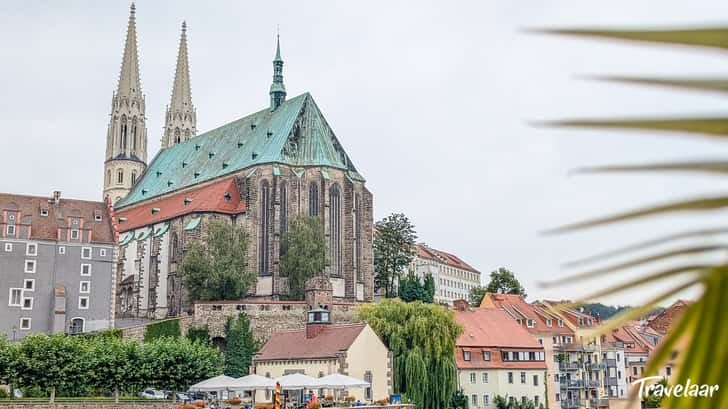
(527, 319), (535, 328)
(307, 307), (330, 324)
(40, 209), (49, 217)
(558, 319), (564, 327)
(546, 319), (553, 327)
(463, 351), (471, 361)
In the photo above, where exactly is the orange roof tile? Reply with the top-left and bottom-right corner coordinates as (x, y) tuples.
(481, 293), (575, 336)
(415, 244), (479, 273)
(114, 177), (245, 231)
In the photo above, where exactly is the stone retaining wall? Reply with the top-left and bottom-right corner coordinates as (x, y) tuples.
(0, 403), (172, 409)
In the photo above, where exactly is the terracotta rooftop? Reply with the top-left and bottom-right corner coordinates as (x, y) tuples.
(455, 308), (546, 369)
(415, 243), (479, 273)
(256, 323), (366, 361)
(647, 300), (692, 335)
(114, 177), (246, 231)
(480, 293), (575, 336)
(0, 192), (114, 244)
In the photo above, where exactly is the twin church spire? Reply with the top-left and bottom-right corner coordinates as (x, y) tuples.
(103, 3), (286, 202)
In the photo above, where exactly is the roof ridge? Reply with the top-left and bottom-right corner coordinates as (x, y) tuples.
(0, 192), (105, 206)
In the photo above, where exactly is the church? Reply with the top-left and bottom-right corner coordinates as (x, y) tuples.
(107, 4), (374, 319)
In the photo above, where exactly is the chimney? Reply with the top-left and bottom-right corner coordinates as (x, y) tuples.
(305, 306), (331, 339)
(51, 191), (61, 204)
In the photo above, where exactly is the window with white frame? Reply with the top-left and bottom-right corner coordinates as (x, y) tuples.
(546, 319), (553, 327)
(4, 243), (11, 252)
(484, 395), (490, 406)
(26, 243), (38, 256)
(7, 225), (15, 236)
(9, 288), (22, 306)
(79, 296), (89, 309)
(81, 264), (91, 276)
(20, 317), (31, 330)
(470, 373), (476, 384)
(558, 319), (564, 327)
(81, 247), (92, 259)
(21, 296), (33, 310)
(24, 260), (36, 273)
(79, 281), (91, 294)
(99, 248), (107, 257)
(24, 279), (34, 291)
(471, 394), (477, 406)
(482, 372), (489, 383)
(59, 246), (66, 255)
(527, 319), (535, 328)
(40, 209), (49, 216)
(483, 351), (491, 361)
(71, 230), (80, 240)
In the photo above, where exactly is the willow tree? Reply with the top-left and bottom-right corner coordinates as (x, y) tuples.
(535, 26), (728, 409)
(357, 300), (462, 409)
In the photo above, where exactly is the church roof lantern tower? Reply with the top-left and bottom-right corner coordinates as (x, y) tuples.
(162, 21), (197, 149)
(103, 2), (148, 204)
(269, 33), (286, 111)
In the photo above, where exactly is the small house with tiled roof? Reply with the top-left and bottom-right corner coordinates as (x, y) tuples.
(453, 301), (547, 408)
(0, 191), (115, 339)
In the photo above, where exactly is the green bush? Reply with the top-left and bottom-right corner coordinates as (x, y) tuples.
(0, 388), (8, 398)
(144, 319), (181, 342)
(186, 325), (210, 344)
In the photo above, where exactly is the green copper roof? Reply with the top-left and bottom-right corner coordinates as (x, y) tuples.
(116, 93), (365, 209)
(153, 222), (169, 237)
(119, 232), (134, 246)
(136, 227), (153, 241)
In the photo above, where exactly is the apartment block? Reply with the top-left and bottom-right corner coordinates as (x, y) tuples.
(412, 243), (481, 305)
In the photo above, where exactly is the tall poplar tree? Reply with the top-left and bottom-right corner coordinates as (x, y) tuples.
(374, 213), (417, 297)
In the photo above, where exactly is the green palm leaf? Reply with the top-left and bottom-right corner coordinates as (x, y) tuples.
(588, 76), (728, 94)
(542, 116), (728, 137)
(545, 195), (728, 233)
(535, 27), (728, 49)
(574, 159), (728, 175)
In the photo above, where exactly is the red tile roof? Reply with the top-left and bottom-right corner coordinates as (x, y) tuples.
(0, 192), (114, 244)
(114, 177), (246, 231)
(455, 308), (546, 369)
(415, 244), (479, 273)
(647, 300), (692, 335)
(256, 323), (366, 361)
(481, 293), (575, 336)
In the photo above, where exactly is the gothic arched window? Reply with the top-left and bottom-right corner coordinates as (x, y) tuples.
(131, 116), (138, 152)
(329, 184), (342, 276)
(174, 128), (181, 144)
(185, 129), (191, 141)
(117, 169), (124, 185)
(69, 317), (84, 334)
(106, 170), (111, 185)
(170, 232), (179, 260)
(279, 181), (288, 257)
(354, 193), (362, 282)
(120, 115), (128, 152)
(131, 170), (137, 185)
(259, 180), (271, 275)
(309, 182), (319, 217)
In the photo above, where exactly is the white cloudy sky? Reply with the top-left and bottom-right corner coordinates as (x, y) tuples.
(2, 1), (728, 305)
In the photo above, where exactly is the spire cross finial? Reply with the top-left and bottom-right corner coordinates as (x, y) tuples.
(130, 2), (136, 15)
(182, 20), (187, 32)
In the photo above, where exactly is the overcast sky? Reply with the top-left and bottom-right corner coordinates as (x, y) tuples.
(3, 1), (728, 305)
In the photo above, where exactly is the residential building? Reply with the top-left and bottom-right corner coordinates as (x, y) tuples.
(107, 5), (374, 319)
(454, 301), (547, 408)
(481, 293), (575, 409)
(253, 279), (390, 403)
(412, 243), (480, 305)
(0, 192), (115, 339)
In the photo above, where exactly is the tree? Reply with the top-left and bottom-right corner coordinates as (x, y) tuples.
(181, 220), (256, 301)
(88, 337), (141, 402)
(187, 325), (211, 344)
(485, 267), (526, 297)
(0, 337), (20, 397)
(139, 337), (223, 392)
(449, 389), (469, 409)
(224, 313), (258, 377)
(17, 334), (89, 402)
(280, 215), (326, 300)
(398, 272), (435, 303)
(374, 213), (417, 297)
(468, 286), (488, 307)
(357, 300), (462, 409)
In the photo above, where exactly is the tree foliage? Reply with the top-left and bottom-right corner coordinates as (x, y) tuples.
(181, 220), (255, 301)
(374, 213), (417, 297)
(187, 325), (211, 344)
(280, 215), (326, 300)
(357, 300), (462, 409)
(224, 313), (258, 377)
(2, 333), (222, 401)
(398, 272), (435, 303)
(485, 267), (526, 297)
(468, 286), (487, 307)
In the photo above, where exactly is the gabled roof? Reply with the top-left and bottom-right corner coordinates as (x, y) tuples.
(415, 244), (479, 273)
(117, 93), (364, 208)
(0, 193), (114, 244)
(481, 293), (575, 335)
(256, 323), (366, 361)
(114, 177), (245, 231)
(647, 300), (692, 335)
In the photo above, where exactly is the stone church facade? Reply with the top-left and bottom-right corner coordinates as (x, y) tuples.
(106, 5), (374, 319)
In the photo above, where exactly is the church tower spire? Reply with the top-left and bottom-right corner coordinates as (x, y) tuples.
(269, 33), (286, 111)
(103, 2), (148, 204)
(162, 21), (197, 149)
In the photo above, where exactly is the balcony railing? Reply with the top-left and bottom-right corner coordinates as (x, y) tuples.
(591, 398), (610, 407)
(559, 361), (581, 370)
(560, 379), (584, 388)
(560, 399), (581, 409)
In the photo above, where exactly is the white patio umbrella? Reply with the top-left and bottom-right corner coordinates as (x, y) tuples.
(230, 374), (276, 390)
(315, 373), (370, 389)
(189, 374), (237, 391)
(275, 373), (319, 390)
